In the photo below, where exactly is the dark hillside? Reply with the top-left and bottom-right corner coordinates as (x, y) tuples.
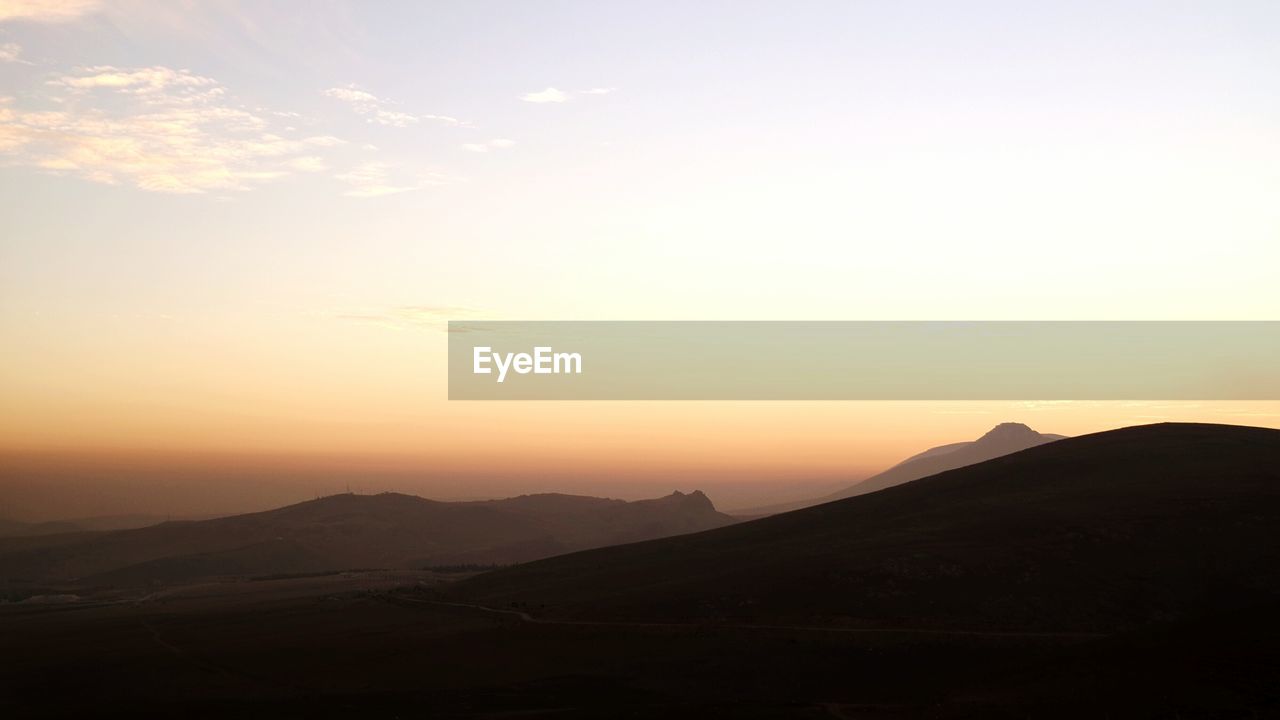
(449, 423), (1280, 633)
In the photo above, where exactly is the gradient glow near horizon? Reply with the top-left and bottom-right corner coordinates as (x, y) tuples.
(2, 1), (1279, 518)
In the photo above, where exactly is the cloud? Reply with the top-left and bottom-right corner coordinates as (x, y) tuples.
(0, 97), (24, 151)
(334, 161), (447, 198)
(322, 86), (378, 104)
(0, 0), (101, 22)
(49, 65), (207, 96)
(0, 65), (347, 193)
(420, 113), (463, 125)
(370, 108), (417, 127)
(0, 42), (31, 64)
(52, 65), (219, 93)
(461, 138), (515, 153)
(323, 84), (463, 127)
(520, 87), (569, 104)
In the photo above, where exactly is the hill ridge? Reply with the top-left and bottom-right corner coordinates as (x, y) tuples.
(0, 489), (734, 585)
(446, 423), (1280, 633)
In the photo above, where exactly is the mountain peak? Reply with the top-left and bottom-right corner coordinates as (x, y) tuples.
(656, 490), (716, 512)
(976, 422), (1041, 444)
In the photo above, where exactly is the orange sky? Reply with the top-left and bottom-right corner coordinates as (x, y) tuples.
(2, 3), (1278, 521)
(4, 397), (1279, 520)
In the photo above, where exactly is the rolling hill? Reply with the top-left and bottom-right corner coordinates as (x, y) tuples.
(446, 423), (1280, 633)
(0, 490), (733, 585)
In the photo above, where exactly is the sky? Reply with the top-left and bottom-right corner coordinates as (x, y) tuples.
(1, 1), (1279, 520)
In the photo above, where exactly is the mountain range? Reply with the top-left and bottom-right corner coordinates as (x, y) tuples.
(0, 490), (732, 586)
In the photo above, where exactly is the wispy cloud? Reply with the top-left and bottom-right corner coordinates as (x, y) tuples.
(520, 87), (569, 104)
(51, 65), (221, 93)
(0, 65), (345, 193)
(461, 138), (514, 153)
(520, 86), (616, 103)
(0, 97), (23, 152)
(0, 42), (31, 64)
(334, 161), (447, 198)
(0, 0), (101, 23)
(323, 84), (463, 128)
(322, 86), (378, 104)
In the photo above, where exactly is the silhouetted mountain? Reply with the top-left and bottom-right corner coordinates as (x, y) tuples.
(0, 490), (733, 585)
(448, 423), (1280, 633)
(740, 422), (1065, 515)
(840, 422), (1066, 498)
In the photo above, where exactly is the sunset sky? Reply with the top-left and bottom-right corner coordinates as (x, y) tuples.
(2, 1), (1279, 520)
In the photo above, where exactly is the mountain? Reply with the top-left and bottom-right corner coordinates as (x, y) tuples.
(837, 422), (1066, 498)
(0, 490), (733, 585)
(446, 423), (1280, 633)
(739, 421), (1065, 515)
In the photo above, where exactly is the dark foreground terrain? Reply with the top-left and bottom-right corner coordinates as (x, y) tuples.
(2, 574), (1275, 719)
(2, 423), (1278, 718)
(449, 423), (1280, 632)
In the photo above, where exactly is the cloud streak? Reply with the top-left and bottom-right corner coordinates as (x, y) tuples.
(0, 65), (344, 193)
(323, 84), (464, 128)
(0, 67), (475, 196)
(334, 161), (448, 198)
(0, 42), (31, 64)
(52, 65), (218, 92)
(521, 87), (569, 104)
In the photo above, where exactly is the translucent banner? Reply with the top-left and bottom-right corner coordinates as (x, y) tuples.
(448, 321), (1280, 400)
